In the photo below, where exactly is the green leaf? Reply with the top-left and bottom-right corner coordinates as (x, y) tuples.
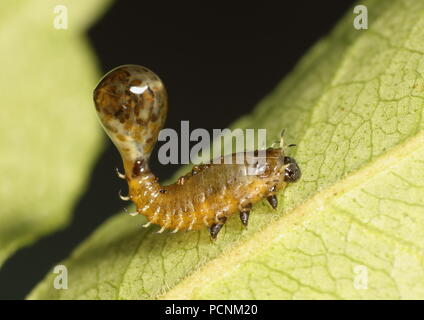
(29, 0), (424, 299)
(0, 0), (112, 266)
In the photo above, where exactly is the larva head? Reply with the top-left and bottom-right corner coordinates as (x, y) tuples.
(260, 147), (301, 189)
(282, 156), (301, 182)
(93, 65), (167, 177)
(277, 130), (301, 184)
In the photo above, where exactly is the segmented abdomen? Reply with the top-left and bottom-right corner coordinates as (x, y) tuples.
(130, 149), (285, 233)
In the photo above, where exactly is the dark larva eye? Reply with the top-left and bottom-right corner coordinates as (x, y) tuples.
(93, 65), (301, 240)
(284, 162), (301, 182)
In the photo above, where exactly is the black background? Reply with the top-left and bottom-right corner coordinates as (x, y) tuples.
(0, 0), (356, 299)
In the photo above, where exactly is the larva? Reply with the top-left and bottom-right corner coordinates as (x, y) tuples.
(93, 65), (301, 239)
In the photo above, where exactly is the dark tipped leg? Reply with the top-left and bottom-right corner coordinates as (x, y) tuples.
(267, 195), (278, 209)
(209, 217), (227, 240)
(239, 203), (252, 228)
(240, 211), (250, 227)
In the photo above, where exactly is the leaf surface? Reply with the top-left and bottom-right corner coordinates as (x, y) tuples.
(29, 0), (424, 299)
(0, 0), (111, 265)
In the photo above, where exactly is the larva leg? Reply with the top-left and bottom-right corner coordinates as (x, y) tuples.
(266, 185), (278, 209)
(239, 203), (252, 228)
(157, 212), (172, 234)
(115, 167), (126, 180)
(267, 195), (278, 209)
(209, 217), (227, 240)
(142, 221), (152, 228)
(240, 211), (249, 228)
(118, 189), (130, 201)
(171, 213), (184, 233)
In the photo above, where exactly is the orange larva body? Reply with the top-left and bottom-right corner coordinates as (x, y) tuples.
(93, 65), (301, 239)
